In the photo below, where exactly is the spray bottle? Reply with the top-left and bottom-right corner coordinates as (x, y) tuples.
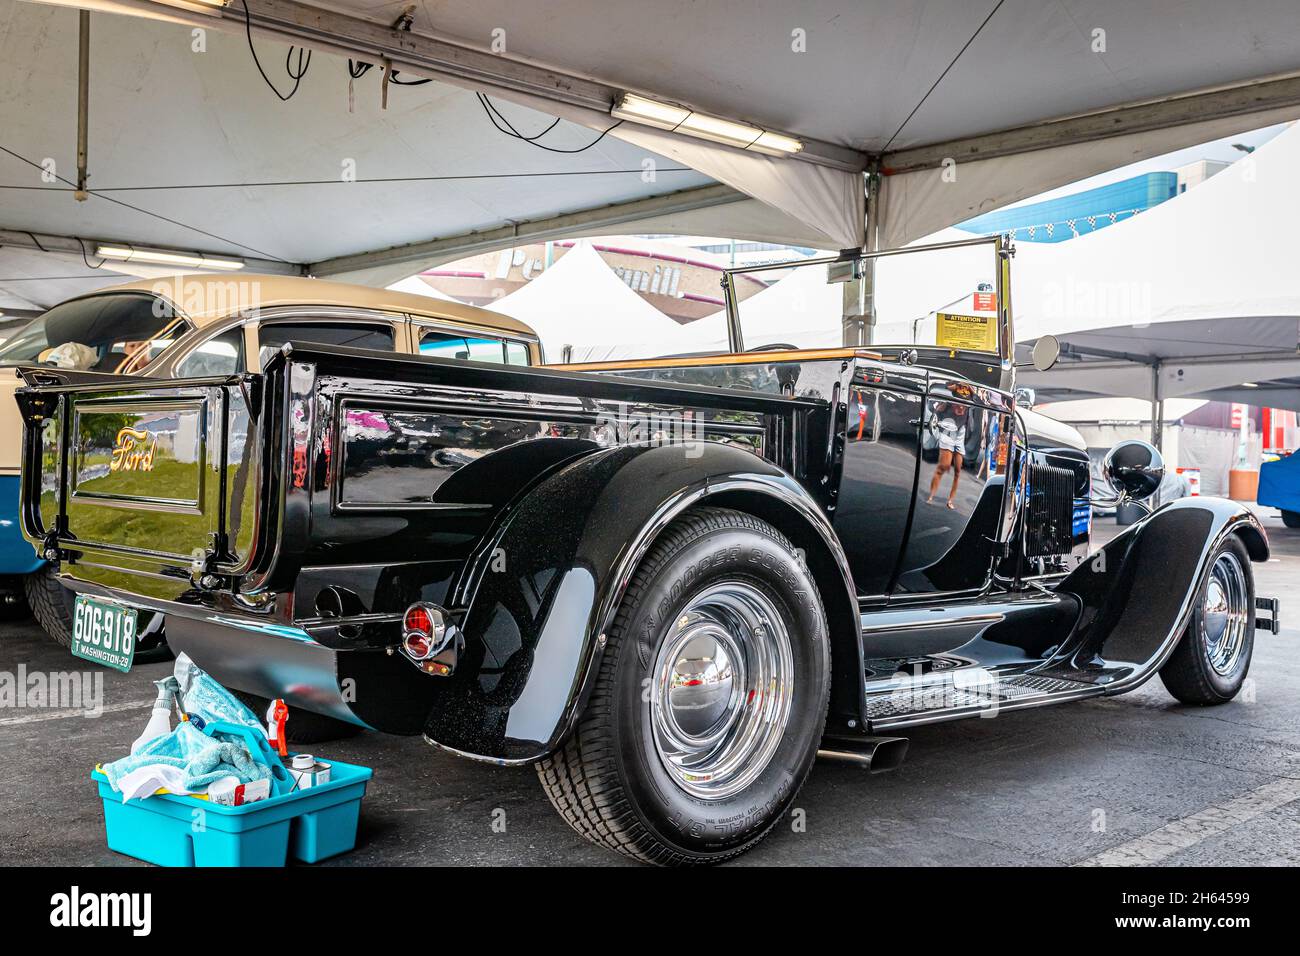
(131, 677), (179, 754)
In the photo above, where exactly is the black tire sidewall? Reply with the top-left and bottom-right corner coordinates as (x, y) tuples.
(1282, 510), (1300, 529)
(609, 524), (829, 858)
(25, 565), (74, 647)
(1185, 536), (1255, 699)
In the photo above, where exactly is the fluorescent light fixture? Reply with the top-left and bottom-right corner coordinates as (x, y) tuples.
(612, 92), (803, 156)
(677, 112), (764, 149)
(22, 0), (228, 19)
(750, 130), (806, 156)
(96, 244), (245, 271)
(152, 0), (228, 13)
(1241, 382), (1259, 388)
(611, 93), (690, 128)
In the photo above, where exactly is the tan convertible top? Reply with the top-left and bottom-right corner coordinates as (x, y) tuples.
(68, 273), (538, 338)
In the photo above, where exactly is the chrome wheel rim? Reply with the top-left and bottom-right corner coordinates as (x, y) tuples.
(1202, 551), (1249, 676)
(650, 582), (794, 800)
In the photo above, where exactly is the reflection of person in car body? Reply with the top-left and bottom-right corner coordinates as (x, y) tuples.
(115, 340), (154, 374)
(926, 401), (968, 509)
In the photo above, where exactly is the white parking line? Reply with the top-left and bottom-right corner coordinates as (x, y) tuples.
(1077, 776), (1300, 866)
(0, 698), (153, 726)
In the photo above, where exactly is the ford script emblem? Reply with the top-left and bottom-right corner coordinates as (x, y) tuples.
(109, 426), (157, 473)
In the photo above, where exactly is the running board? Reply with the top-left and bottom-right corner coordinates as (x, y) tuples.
(864, 671), (1103, 731)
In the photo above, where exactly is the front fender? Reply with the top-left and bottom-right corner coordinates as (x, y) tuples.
(422, 442), (856, 763)
(1047, 496), (1268, 690)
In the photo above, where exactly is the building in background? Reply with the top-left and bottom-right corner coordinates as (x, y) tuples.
(404, 236), (816, 324)
(957, 172), (1180, 242)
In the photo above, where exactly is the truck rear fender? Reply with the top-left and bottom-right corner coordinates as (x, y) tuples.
(426, 442), (861, 763)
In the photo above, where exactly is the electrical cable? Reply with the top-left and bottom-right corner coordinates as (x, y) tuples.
(47, 167), (694, 191)
(76, 236), (106, 269)
(241, 0), (311, 102)
(0, 143), (291, 262)
(476, 93), (622, 153)
(480, 95), (562, 142)
(881, 0), (1005, 153)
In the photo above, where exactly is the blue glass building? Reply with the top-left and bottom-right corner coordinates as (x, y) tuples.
(957, 172), (1179, 242)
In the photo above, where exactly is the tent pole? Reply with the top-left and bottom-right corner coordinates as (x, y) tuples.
(843, 165), (876, 346)
(74, 11), (90, 202)
(722, 271), (743, 353)
(1151, 361), (1164, 450)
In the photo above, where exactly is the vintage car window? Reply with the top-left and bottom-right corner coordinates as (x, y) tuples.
(419, 329), (530, 365)
(504, 340), (531, 366)
(176, 326), (245, 377)
(258, 320), (395, 352)
(0, 292), (192, 372)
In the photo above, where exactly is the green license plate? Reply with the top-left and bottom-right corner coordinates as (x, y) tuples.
(71, 595), (138, 673)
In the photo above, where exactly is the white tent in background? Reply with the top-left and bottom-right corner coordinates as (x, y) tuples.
(680, 264), (843, 352)
(386, 274), (466, 304)
(679, 227), (998, 353)
(1011, 123), (1300, 412)
(486, 241), (685, 362)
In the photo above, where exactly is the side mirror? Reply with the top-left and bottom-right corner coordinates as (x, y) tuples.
(1103, 439), (1165, 501)
(1031, 334), (1061, 372)
(1014, 387), (1035, 408)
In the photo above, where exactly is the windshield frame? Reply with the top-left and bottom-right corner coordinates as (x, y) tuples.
(719, 233), (1014, 361)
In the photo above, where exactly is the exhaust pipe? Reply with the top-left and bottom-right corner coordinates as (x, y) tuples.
(817, 735), (909, 773)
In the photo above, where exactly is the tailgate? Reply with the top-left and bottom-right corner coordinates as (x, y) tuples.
(15, 367), (265, 589)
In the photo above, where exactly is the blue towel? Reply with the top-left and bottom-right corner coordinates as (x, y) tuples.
(174, 653), (265, 731)
(103, 720), (271, 793)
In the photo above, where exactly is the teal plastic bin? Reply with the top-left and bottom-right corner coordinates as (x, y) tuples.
(92, 721), (372, 867)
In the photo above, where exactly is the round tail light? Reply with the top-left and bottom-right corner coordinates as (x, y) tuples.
(402, 603), (448, 660)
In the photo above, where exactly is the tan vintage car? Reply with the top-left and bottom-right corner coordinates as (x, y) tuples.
(0, 274), (541, 648)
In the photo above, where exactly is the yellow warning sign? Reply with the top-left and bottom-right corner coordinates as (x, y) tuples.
(936, 312), (997, 353)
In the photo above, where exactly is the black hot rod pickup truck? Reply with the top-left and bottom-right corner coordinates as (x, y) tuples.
(15, 236), (1279, 865)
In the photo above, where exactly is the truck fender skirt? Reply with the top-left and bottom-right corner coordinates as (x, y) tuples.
(422, 442), (860, 763)
(1044, 497), (1268, 689)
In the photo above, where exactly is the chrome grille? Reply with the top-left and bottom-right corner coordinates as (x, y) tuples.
(1025, 462), (1075, 556)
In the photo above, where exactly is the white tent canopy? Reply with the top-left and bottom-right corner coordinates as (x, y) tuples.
(0, 2), (733, 309)
(1012, 123), (1300, 412)
(385, 275), (465, 304)
(485, 241), (685, 362)
(7, 0), (1300, 310)
(679, 264), (843, 353)
(212, 0), (1300, 251)
(7, 0), (1300, 314)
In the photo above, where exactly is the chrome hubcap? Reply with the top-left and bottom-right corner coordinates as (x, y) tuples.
(1203, 551), (1248, 676)
(650, 582), (794, 800)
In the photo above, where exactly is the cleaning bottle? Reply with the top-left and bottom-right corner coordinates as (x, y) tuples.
(266, 698), (290, 756)
(131, 677), (179, 754)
